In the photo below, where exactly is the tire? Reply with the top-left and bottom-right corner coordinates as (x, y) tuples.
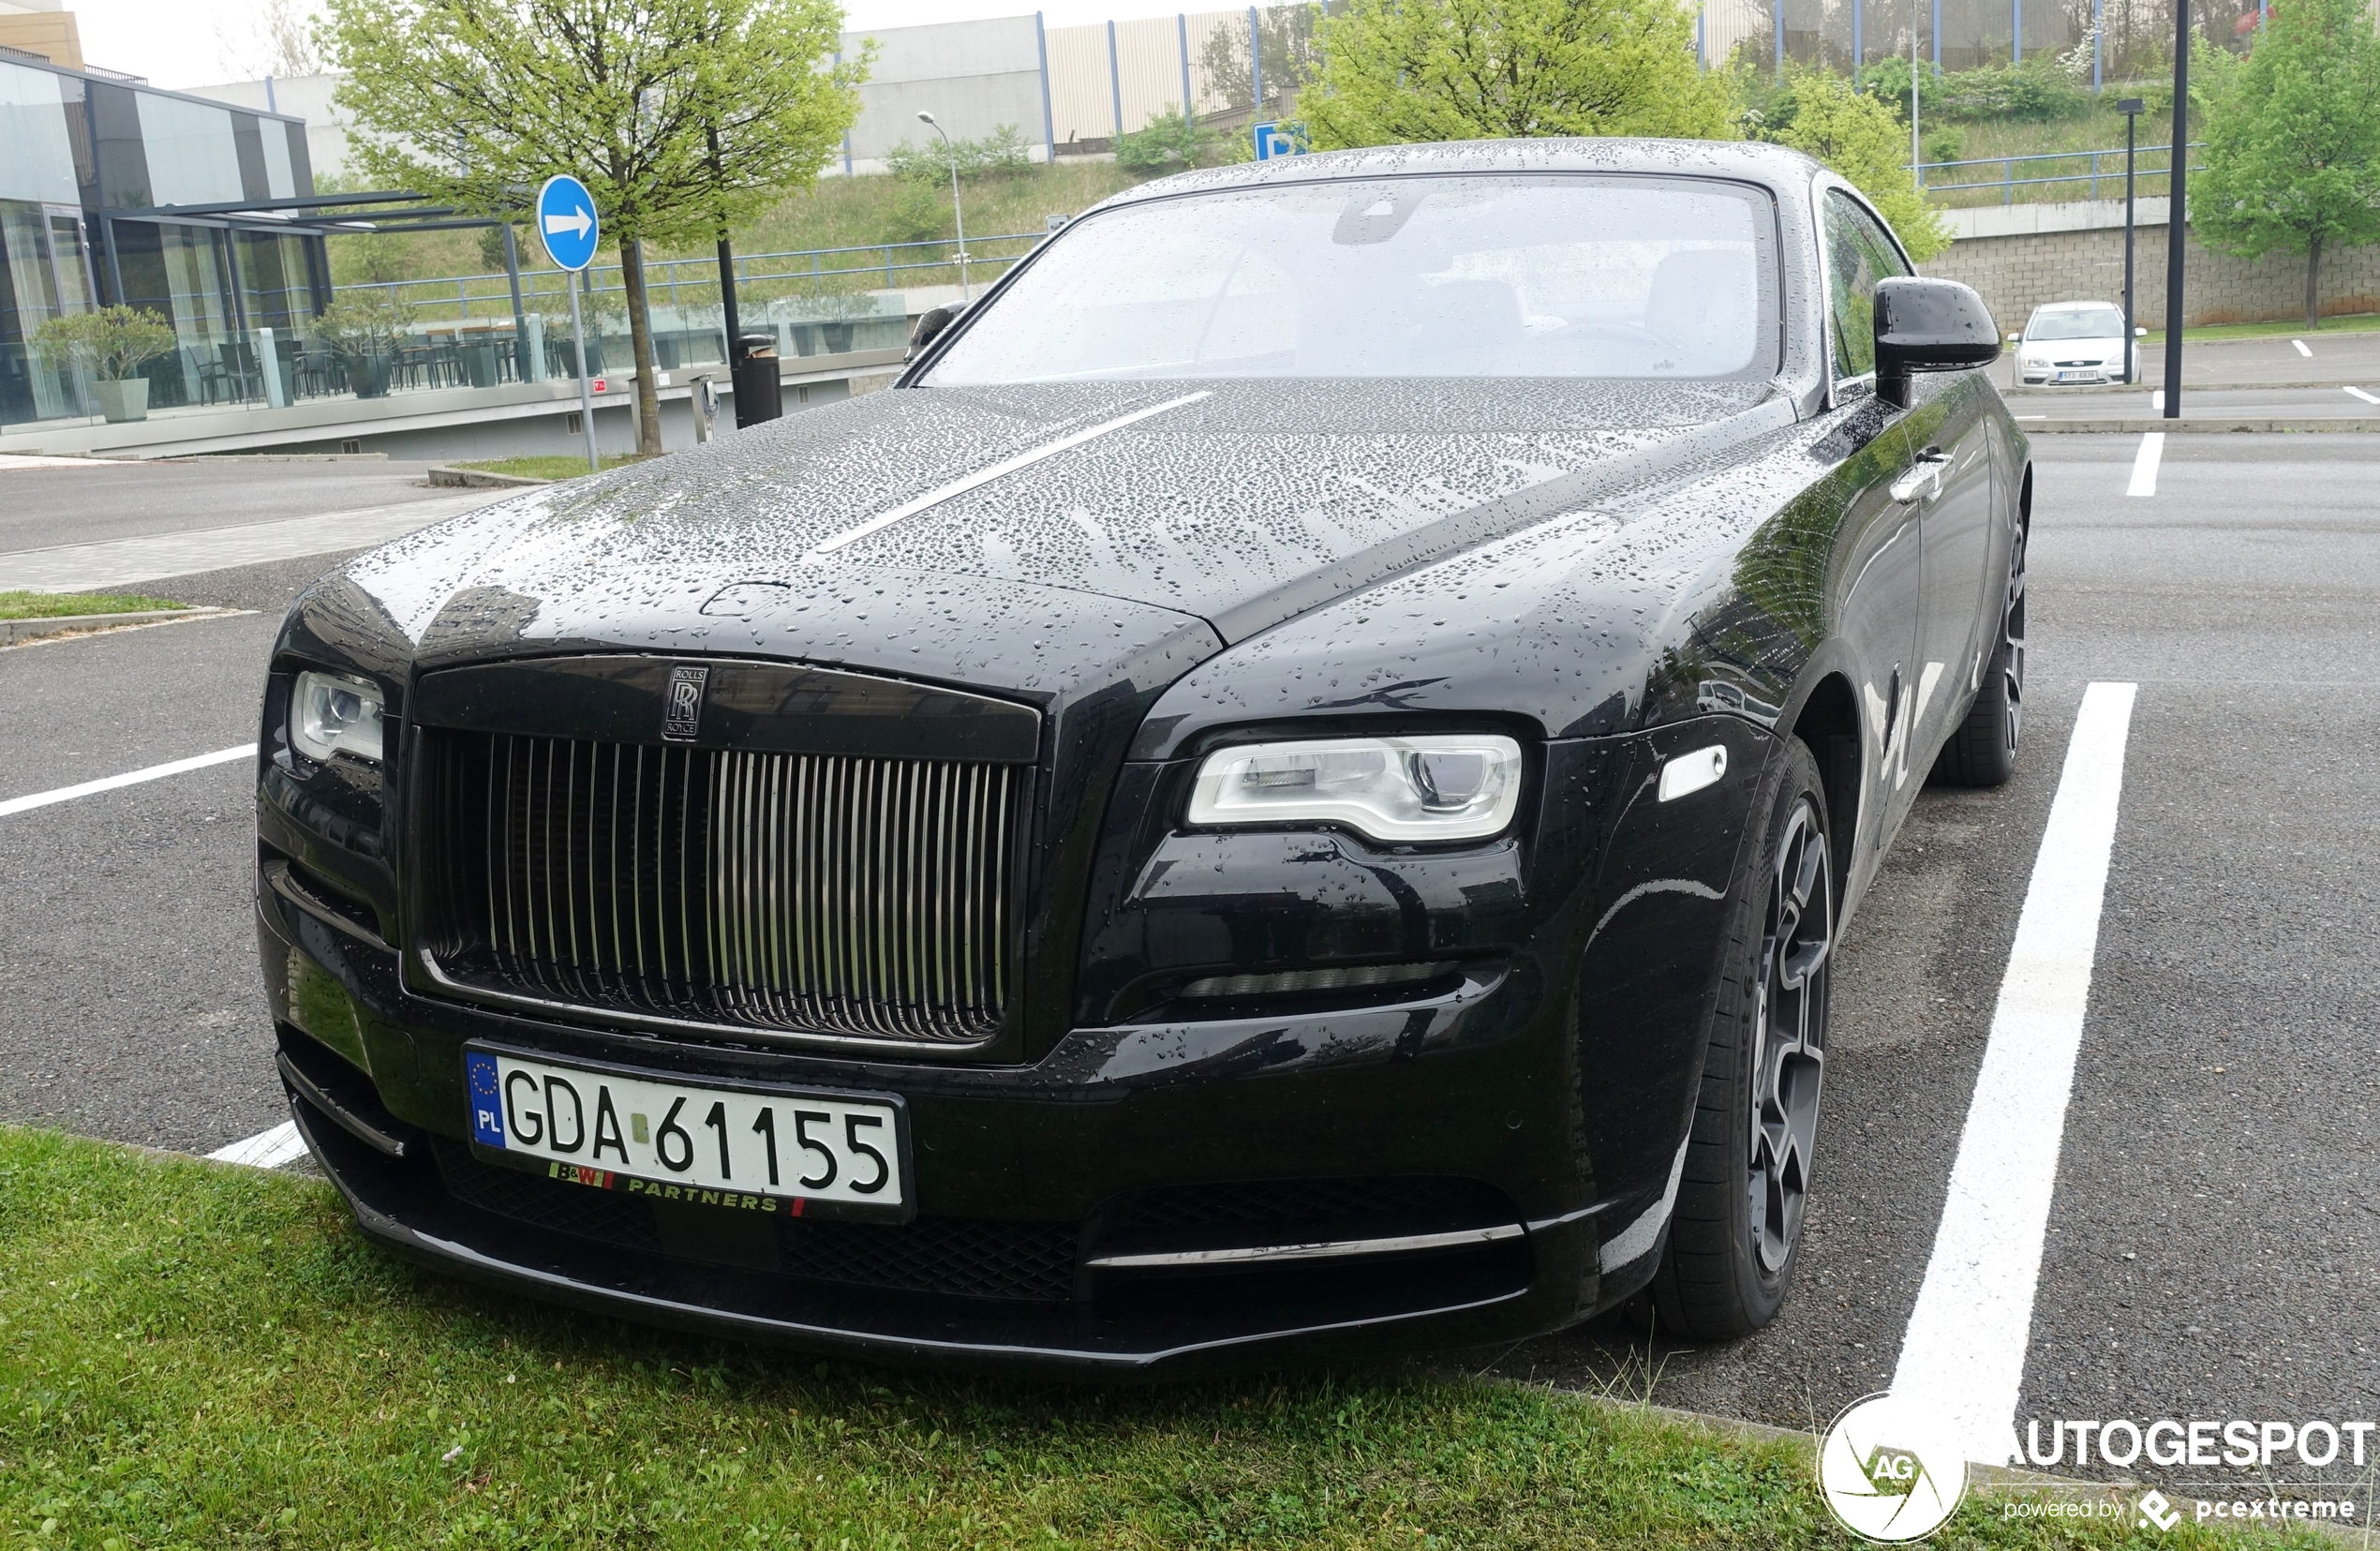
(1646, 738), (1835, 1341)
(1933, 520), (2027, 788)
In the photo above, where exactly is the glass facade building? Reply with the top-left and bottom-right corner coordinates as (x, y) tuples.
(0, 53), (321, 427)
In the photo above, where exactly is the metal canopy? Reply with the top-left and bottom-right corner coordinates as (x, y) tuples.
(100, 189), (522, 238)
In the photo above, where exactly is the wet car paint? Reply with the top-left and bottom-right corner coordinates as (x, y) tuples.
(255, 139), (2029, 1370)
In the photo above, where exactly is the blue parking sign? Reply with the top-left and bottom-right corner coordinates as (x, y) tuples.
(535, 173), (601, 272)
(1252, 121), (1303, 161)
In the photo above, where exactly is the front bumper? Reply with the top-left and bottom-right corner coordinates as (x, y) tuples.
(260, 893), (1699, 1373)
(257, 709), (1767, 1372)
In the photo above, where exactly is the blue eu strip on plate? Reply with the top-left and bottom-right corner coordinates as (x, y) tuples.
(467, 1051), (505, 1146)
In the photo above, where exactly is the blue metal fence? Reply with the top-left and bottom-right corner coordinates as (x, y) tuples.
(1914, 142), (2205, 203)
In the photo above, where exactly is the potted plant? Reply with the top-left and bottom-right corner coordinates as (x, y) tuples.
(312, 289), (417, 398)
(31, 306), (177, 423)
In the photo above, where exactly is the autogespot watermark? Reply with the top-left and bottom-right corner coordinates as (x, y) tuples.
(2020, 1416), (2380, 1470)
(1817, 1397), (2372, 1544)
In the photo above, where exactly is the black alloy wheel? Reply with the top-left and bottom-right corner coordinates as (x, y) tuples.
(1934, 520), (2027, 786)
(1747, 791), (1832, 1275)
(1647, 738), (1835, 1339)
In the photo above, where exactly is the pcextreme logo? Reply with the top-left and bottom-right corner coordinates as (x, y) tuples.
(1818, 1394), (1970, 1542)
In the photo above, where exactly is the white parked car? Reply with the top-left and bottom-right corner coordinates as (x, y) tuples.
(2011, 301), (2144, 385)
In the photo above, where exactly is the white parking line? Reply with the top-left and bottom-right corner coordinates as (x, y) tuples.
(1890, 681), (2139, 1467)
(2294, 338), (2313, 357)
(2124, 432), (2164, 497)
(2149, 388), (2164, 413)
(206, 1119), (308, 1169)
(0, 743), (255, 817)
(2346, 386), (2380, 406)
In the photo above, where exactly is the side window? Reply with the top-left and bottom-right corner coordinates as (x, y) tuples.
(1822, 189), (1912, 381)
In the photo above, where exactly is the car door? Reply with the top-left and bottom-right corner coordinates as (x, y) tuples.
(1901, 364), (1997, 763)
(1817, 189), (1926, 870)
(1830, 193), (1999, 768)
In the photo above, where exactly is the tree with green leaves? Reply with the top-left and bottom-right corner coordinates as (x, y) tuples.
(2194, 0), (2380, 330)
(1201, 3), (1319, 116)
(322, 0), (868, 455)
(32, 306), (177, 383)
(1757, 69), (1950, 261)
(1300, 0), (1734, 148)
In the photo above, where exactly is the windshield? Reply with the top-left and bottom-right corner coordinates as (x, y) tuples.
(923, 175), (1780, 384)
(2027, 307), (2126, 340)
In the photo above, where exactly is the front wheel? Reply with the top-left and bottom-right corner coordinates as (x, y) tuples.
(1646, 738), (1834, 1340)
(1934, 520), (2027, 787)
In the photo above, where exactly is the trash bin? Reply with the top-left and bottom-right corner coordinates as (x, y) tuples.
(732, 333), (781, 427)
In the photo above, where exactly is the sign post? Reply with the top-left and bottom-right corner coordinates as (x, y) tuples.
(537, 173), (602, 474)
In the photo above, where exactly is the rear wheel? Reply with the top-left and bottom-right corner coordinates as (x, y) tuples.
(1647, 738), (1834, 1340)
(1934, 521), (2027, 787)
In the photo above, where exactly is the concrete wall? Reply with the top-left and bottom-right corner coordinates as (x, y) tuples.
(837, 15), (1049, 171)
(1921, 198), (2380, 332)
(182, 72), (348, 182)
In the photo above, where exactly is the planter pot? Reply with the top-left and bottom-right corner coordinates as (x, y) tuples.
(460, 342), (498, 389)
(822, 322), (855, 353)
(342, 354), (392, 399)
(92, 378), (149, 424)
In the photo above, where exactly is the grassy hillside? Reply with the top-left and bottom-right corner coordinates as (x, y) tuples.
(326, 160), (1145, 308)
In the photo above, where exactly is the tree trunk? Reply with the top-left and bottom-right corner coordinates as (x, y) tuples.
(2306, 236), (2323, 332)
(620, 238), (663, 457)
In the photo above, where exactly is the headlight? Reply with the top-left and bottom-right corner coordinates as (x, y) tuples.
(1187, 734), (1523, 843)
(290, 669), (385, 764)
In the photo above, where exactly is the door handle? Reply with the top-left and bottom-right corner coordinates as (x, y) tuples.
(1890, 462), (1943, 504)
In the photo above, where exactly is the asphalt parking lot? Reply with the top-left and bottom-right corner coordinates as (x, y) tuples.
(3, 432), (2375, 1496)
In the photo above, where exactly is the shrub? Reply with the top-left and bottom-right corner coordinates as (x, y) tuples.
(875, 180), (946, 245)
(884, 125), (1033, 183)
(312, 287), (417, 360)
(31, 306), (177, 380)
(1114, 107), (1234, 175)
(1926, 60), (2093, 122)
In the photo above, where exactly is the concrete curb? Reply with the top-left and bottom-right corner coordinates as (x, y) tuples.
(2006, 381), (2379, 395)
(157, 452), (390, 464)
(428, 466), (552, 488)
(2019, 417), (2380, 433)
(0, 605), (232, 648)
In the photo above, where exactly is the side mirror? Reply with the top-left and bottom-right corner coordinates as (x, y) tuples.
(2005, 332), (2022, 345)
(1875, 277), (2002, 409)
(907, 302), (967, 360)
(2135, 326), (2149, 337)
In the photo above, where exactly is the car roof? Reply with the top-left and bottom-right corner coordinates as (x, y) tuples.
(1091, 137), (1830, 213)
(2031, 301), (2120, 311)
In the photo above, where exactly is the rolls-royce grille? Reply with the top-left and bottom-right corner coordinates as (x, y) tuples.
(419, 731), (1019, 1043)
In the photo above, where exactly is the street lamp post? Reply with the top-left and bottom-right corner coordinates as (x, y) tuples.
(2118, 97), (2144, 384)
(2163, 0), (2190, 418)
(917, 111), (971, 303)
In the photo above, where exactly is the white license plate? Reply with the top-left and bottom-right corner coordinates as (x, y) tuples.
(2058, 370), (2095, 381)
(464, 1048), (909, 1218)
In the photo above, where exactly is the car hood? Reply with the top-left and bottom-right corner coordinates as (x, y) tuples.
(330, 378), (1795, 696)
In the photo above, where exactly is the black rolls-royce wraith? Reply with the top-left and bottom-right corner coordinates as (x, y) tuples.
(257, 139), (2024, 1370)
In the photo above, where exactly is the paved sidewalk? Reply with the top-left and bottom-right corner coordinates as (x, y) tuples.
(0, 488), (523, 593)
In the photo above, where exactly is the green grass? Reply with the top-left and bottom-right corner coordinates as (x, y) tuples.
(448, 455), (647, 482)
(1922, 99), (2190, 209)
(0, 1126), (2326, 1549)
(327, 161), (1145, 323)
(2140, 311), (2380, 343)
(0, 590), (186, 621)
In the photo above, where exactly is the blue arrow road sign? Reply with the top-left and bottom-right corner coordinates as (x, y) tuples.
(536, 173), (600, 272)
